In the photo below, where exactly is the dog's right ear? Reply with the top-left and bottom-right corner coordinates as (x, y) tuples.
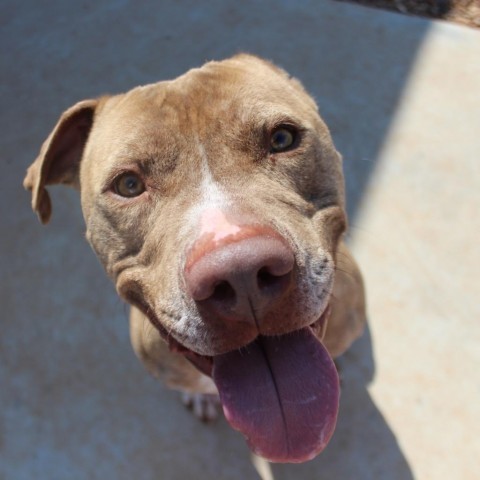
(23, 99), (99, 224)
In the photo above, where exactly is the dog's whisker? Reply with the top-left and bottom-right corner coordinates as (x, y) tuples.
(334, 266), (358, 281)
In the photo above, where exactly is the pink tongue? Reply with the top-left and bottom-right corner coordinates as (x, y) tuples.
(212, 327), (339, 463)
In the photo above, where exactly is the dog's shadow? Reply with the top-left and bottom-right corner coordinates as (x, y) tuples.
(260, 326), (414, 480)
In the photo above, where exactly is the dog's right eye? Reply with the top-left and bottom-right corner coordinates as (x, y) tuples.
(270, 126), (297, 153)
(113, 172), (146, 198)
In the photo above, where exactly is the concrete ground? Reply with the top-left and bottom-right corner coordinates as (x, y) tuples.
(1, 1), (479, 479)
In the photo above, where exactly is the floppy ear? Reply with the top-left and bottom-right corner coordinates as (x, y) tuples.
(23, 99), (99, 224)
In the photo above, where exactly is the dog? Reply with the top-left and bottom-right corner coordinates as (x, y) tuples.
(24, 54), (366, 464)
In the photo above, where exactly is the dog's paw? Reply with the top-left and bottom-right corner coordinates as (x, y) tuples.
(181, 392), (220, 422)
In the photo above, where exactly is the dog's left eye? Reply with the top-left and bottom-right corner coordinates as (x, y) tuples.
(113, 172), (146, 198)
(270, 127), (297, 153)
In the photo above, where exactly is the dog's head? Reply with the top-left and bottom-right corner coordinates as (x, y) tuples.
(25, 55), (346, 463)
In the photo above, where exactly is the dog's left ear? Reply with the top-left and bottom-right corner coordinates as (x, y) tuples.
(23, 99), (99, 224)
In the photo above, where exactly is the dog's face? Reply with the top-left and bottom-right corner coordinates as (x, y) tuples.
(25, 55), (347, 463)
(85, 55), (346, 355)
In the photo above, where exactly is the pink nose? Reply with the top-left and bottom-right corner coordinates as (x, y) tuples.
(184, 227), (295, 326)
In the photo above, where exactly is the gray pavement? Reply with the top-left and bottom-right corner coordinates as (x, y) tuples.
(1, 1), (479, 479)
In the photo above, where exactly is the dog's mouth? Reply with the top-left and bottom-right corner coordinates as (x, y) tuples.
(177, 305), (331, 378)
(130, 289), (338, 463)
(174, 305), (338, 463)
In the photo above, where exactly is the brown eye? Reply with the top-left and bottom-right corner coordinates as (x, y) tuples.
(114, 172), (145, 198)
(270, 127), (296, 153)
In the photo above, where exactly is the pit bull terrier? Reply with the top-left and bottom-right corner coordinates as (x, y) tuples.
(24, 54), (366, 464)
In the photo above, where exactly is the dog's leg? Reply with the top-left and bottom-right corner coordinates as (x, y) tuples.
(251, 453), (274, 480)
(181, 392), (220, 422)
(129, 306), (220, 420)
(324, 241), (367, 359)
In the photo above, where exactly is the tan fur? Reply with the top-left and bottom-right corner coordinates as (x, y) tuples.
(24, 54), (366, 402)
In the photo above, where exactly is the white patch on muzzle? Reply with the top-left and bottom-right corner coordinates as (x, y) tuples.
(183, 138), (232, 237)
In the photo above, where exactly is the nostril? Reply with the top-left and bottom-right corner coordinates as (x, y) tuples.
(257, 267), (292, 294)
(257, 267), (275, 289)
(211, 280), (236, 303)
